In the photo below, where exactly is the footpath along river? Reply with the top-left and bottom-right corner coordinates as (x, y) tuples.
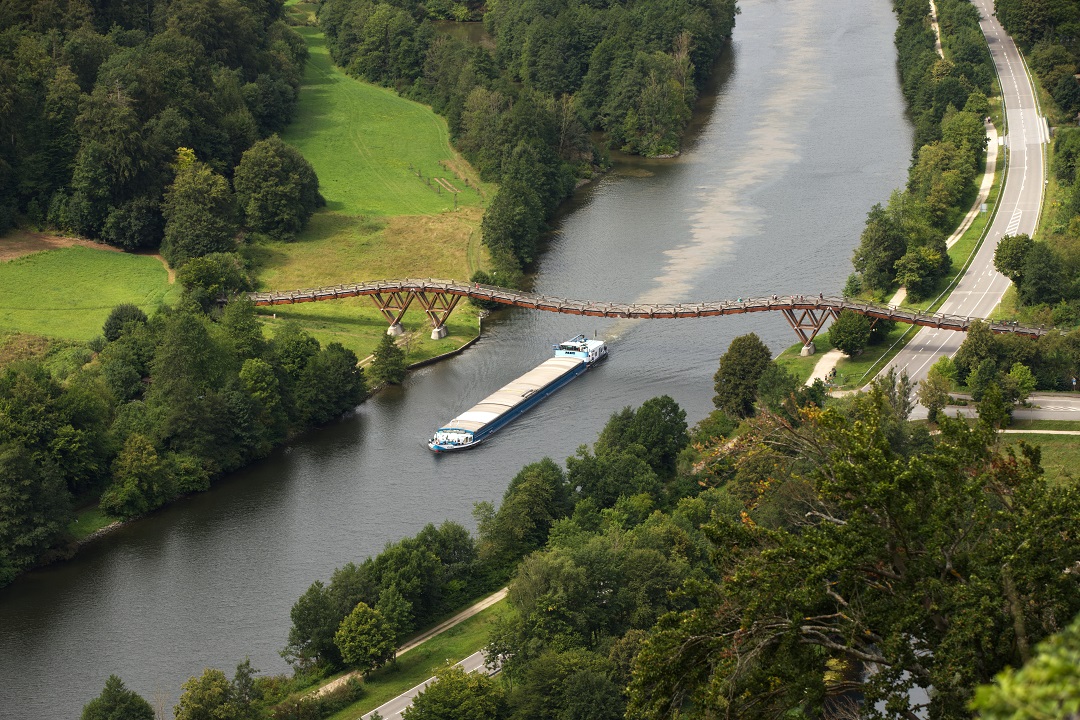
(0, 1), (911, 716)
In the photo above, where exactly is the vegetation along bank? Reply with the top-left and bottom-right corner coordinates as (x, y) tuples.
(80, 350), (1080, 718)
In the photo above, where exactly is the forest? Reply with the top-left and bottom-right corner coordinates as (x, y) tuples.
(0, 278), (367, 586)
(81, 345), (1080, 718)
(0, 0), (318, 254)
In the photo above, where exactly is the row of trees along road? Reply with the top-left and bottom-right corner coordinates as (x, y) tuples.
(848, 0), (996, 302)
(0, 266), (372, 587)
(317, 0), (737, 280)
(0, 0), (326, 255)
(85, 332), (1080, 717)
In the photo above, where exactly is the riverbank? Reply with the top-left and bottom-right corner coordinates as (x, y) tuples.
(776, 0), (1008, 386)
(787, 118), (1005, 389)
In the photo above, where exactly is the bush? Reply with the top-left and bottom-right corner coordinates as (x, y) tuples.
(103, 304), (149, 342)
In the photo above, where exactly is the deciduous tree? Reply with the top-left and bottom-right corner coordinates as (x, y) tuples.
(161, 148), (238, 266)
(233, 135), (321, 241)
(102, 303), (148, 342)
(993, 233), (1033, 284)
(829, 309), (872, 356)
(403, 665), (507, 720)
(713, 333), (773, 418)
(334, 602), (395, 673)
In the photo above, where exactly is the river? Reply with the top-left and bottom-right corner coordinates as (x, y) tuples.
(0, 0), (911, 716)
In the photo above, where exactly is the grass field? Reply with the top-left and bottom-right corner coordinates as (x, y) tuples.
(326, 599), (510, 720)
(1003, 432), (1080, 485)
(253, 7), (493, 362)
(281, 18), (490, 217)
(68, 506), (116, 542)
(775, 322), (915, 390)
(0, 246), (178, 341)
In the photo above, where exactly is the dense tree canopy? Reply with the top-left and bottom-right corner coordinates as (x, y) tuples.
(629, 380), (1080, 719)
(233, 135), (322, 241)
(0, 0), (308, 245)
(0, 299), (367, 587)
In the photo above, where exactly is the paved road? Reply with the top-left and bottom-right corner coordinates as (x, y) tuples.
(909, 391), (1080, 420)
(881, 0), (1046, 385)
(361, 650), (492, 720)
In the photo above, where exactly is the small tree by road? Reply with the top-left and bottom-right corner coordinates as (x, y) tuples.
(335, 602), (396, 674)
(403, 665), (508, 720)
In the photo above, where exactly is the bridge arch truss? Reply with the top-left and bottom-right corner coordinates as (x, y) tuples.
(247, 279), (1047, 344)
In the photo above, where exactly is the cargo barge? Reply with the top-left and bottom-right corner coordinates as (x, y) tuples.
(428, 335), (607, 452)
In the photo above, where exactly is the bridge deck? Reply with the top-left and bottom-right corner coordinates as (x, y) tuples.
(247, 279), (1047, 339)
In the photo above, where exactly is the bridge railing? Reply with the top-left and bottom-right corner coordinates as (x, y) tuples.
(245, 280), (1049, 342)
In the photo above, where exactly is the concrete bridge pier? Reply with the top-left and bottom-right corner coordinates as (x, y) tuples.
(800, 343), (816, 356)
(430, 325), (448, 340)
(387, 323), (405, 336)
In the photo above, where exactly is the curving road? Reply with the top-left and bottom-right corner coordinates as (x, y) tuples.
(880, 0), (1046, 385)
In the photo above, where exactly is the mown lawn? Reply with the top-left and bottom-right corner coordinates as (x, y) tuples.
(0, 246), (178, 340)
(325, 599), (510, 720)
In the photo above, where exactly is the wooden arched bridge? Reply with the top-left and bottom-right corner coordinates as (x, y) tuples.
(247, 279), (1048, 346)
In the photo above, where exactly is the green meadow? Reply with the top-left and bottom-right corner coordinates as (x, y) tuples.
(0, 246), (177, 340)
(281, 22), (488, 217)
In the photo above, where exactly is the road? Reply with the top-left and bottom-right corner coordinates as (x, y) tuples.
(361, 650), (492, 720)
(881, 0), (1046, 385)
(909, 391), (1080, 420)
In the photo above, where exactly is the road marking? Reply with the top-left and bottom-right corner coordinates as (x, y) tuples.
(1005, 209), (1022, 234)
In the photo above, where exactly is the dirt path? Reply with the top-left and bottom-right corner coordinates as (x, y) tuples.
(0, 231), (122, 262)
(311, 587), (508, 699)
(139, 252), (175, 284)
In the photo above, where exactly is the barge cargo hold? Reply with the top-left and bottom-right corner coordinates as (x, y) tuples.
(429, 335), (606, 452)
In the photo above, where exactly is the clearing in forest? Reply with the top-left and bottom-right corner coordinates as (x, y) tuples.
(0, 244), (177, 340)
(254, 9), (494, 362)
(281, 24), (487, 217)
